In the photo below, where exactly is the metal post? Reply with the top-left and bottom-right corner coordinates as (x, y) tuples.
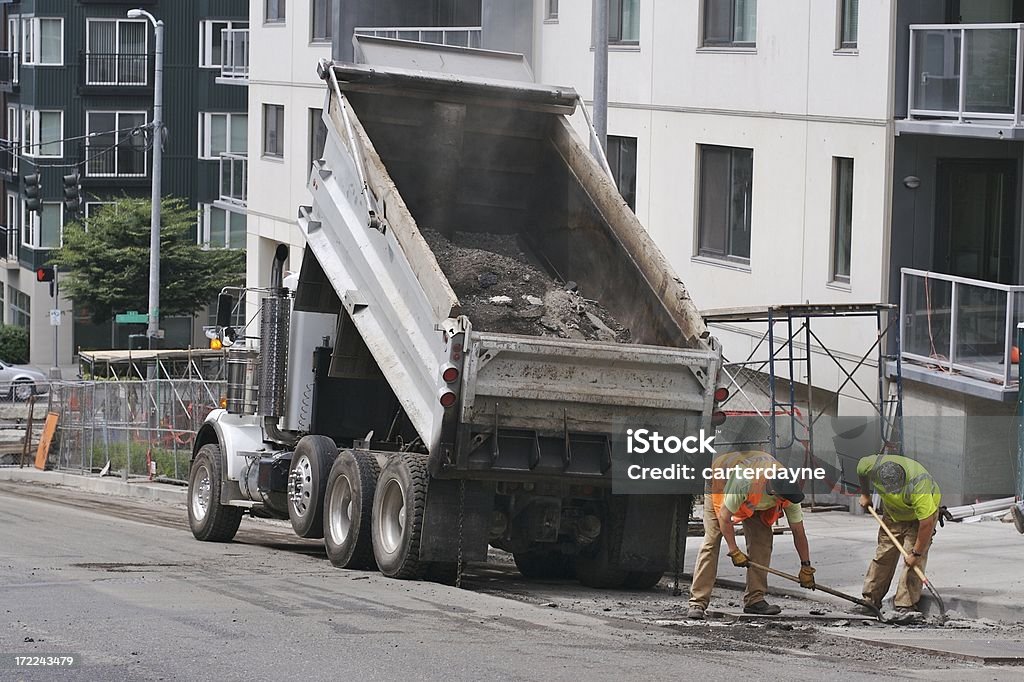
(958, 27), (967, 122)
(1018, 323), (1024, 502)
(592, 0), (608, 157)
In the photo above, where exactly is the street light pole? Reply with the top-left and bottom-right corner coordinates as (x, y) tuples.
(128, 9), (163, 347)
(592, 0), (609, 157)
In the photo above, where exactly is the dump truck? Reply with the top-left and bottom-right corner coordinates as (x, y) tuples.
(188, 55), (723, 588)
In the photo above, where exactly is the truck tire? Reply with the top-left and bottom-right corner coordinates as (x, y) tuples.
(188, 444), (243, 542)
(576, 504), (628, 589)
(287, 435), (338, 539)
(622, 571), (664, 590)
(323, 450), (380, 569)
(371, 453), (429, 579)
(513, 550), (575, 580)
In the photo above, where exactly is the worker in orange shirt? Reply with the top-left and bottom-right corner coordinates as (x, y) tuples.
(687, 451), (814, 619)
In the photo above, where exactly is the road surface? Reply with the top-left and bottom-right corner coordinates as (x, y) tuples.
(0, 482), (1017, 681)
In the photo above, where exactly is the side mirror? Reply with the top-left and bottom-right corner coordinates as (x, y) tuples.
(216, 292), (235, 328)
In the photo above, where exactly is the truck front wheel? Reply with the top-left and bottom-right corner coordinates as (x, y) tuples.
(288, 435), (339, 539)
(324, 450), (380, 569)
(188, 444), (243, 542)
(371, 453), (428, 579)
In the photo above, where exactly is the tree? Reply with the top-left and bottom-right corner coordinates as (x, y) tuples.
(52, 197), (246, 324)
(0, 325), (29, 364)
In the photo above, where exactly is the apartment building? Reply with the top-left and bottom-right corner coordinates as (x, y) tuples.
(0, 0), (248, 366)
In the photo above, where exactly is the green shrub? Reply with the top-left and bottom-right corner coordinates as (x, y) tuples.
(0, 325), (29, 364)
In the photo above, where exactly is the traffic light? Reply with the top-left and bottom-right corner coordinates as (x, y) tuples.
(63, 171), (83, 217)
(35, 266), (56, 298)
(22, 173), (42, 215)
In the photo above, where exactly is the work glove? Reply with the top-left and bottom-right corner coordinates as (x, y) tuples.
(728, 548), (749, 568)
(798, 565), (816, 589)
(858, 494), (872, 511)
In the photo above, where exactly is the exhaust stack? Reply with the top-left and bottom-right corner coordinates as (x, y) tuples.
(259, 245), (293, 441)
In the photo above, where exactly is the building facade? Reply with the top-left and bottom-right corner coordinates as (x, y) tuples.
(0, 0), (248, 367)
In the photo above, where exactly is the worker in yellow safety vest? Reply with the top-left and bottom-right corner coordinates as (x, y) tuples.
(687, 451), (814, 619)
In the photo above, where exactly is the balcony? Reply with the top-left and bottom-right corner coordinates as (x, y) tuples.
(217, 152), (247, 208)
(82, 141), (148, 181)
(0, 51), (18, 92)
(900, 268), (1024, 398)
(353, 26), (483, 48)
(904, 23), (1024, 137)
(81, 52), (151, 92)
(217, 29), (249, 85)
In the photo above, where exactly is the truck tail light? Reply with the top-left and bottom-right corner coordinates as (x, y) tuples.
(714, 387), (729, 402)
(441, 364), (459, 383)
(711, 411), (727, 427)
(439, 390), (458, 408)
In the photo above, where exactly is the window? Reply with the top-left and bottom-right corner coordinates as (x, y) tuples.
(22, 202), (62, 249)
(609, 0), (639, 44)
(84, 201), (114, 226)
(839, 0), (858, 49)
(8, 285), (29, 329)
(199, 112), (248, 159)
(697, 145), (752, 262)
(6, 194), (19, 258)
(607, 136), (637, 211)
(266, 0), (286, 23)
(831, 157), (854, 283)
(199, 20), (248, 68)
(7, 106), (19, 173)
(86, 19), (147, 85)
(21, 17), (62, 66)
(85, 111), (148, 177)
(546, 0), (559, 20)
(263, 104), (284, 158)
(703, 0), (756, 47)
(312, 0), (333, 42)
(21, 110), (63, 157)
(309, 108), (328, 169)
(200, 204), (247, 249)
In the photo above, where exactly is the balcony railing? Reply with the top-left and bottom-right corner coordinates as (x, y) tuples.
(83, 52), (150, 86)
(908, 23), (1024, 124)
(353, 26), (483, 48)
(900, 268), (1024, 388)
(0, 51), (19, 89)
(219, 152), (247, 207)
(83, 141), (148, 179)
(220, 28), (249, 82)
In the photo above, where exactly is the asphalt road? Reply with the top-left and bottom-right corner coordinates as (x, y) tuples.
(0, 482), (1015, 681)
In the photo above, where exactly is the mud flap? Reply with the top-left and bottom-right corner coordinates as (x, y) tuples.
(617, 494), (683, 572)
(419, 478), (494, 562)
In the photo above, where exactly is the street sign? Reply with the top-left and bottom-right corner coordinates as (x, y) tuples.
(115, 311), (149, 324)
(49, 309), (61, 326)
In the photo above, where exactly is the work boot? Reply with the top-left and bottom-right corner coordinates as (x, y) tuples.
(891, 607), (925, 625)
(686, 605), (705, 620)
(851, 602), (880, 616)
(743, 600), (782, 615)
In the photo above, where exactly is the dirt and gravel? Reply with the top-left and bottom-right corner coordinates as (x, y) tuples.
(424, 229), (630, 342)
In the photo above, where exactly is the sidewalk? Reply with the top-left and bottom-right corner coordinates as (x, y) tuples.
(2, 467), (1021, 623)
(688, 505), (1024, 623)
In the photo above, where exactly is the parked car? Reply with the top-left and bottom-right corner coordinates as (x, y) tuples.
(0, 360), (49, 401)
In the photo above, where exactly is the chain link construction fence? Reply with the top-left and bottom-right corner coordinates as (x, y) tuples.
(47, 379), (225, 483)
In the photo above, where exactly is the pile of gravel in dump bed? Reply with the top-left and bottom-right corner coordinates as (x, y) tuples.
(423, 229), (630, 343)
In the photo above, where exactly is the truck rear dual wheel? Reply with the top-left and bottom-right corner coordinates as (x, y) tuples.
(188, 444), (244, 542)
(324, 450), (380, 569)
(288, 436), (339, 539)
(371, 453), (429, 579)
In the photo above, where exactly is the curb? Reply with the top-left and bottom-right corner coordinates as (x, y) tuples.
(0, 467), (187, 505)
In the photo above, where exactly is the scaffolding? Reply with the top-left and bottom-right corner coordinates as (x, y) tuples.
(78, 348), (227, 382)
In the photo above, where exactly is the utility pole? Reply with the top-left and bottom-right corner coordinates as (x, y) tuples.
(592, 0), (609, 157)
(128, 8), (164, 348)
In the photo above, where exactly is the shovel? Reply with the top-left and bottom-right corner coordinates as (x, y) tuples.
(745, 559), (886, 623)
(866, 505), (947, 622)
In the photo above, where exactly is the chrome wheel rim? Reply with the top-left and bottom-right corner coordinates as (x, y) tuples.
(378, 478), (406, 554)
(191, 463), (212, 522)
(14, 382), (32, 401)
(328, 473), (354, 545)
(289, 454), (313, 517)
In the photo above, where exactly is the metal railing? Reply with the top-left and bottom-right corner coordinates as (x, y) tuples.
(83, 51), (149, 86)
(219, 152), (247, 207)
(84, 140), (148, 178)
(353, 25), (483, 48)
(900, 268), (1024, 388)
(220, 28), (249, 81)
(908, 23), (1024, 124)
(0, 51), (18, 87)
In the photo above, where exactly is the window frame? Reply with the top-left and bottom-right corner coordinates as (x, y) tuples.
(7, 106), (19, 174)
(309, 107), (328, 170)
(263, 103), (285, 158)
(6, 193), (19, 259)
(608, 0), (640, 45)
(830, 156), (854, 284)
(607, 135), (638, 212)
(701, 0), (757, 49)
(265, 0), (286, 24)
(838, 0), (858, 51)
(199, 203), (247, 250)
(695, 144), (754, 264)
(7, 284), (30, 329)
(21, 109), (63, 158)
(198, 111), (248, 160)
(311, 0), (333, 43)
(21, 17), (63, 66)
(546, 0), (559, 21)
(21, 201), (63, 250)
(199, 20), (248, 69)
(84, 110), (149, 178)
(84, 18), (148, 85)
